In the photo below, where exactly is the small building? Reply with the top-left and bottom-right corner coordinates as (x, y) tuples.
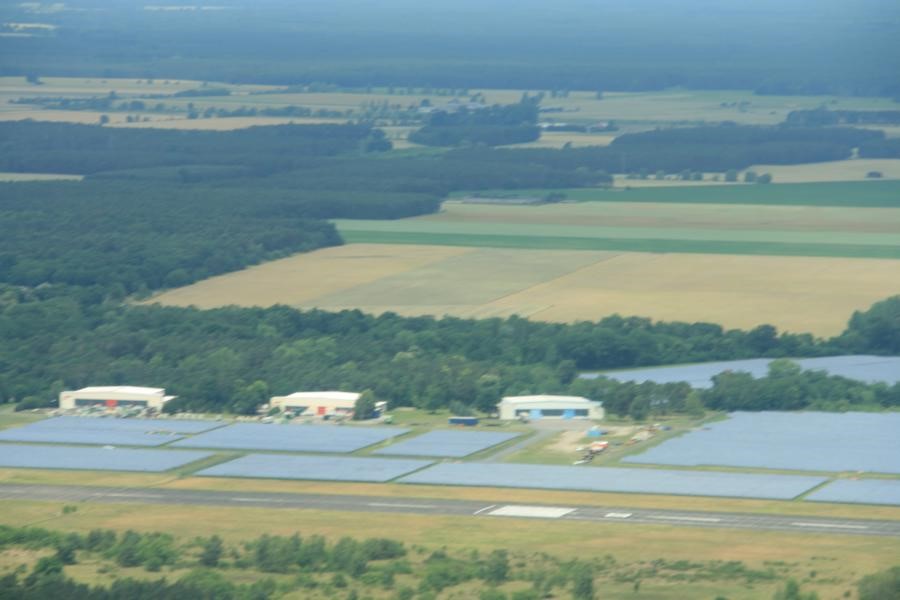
(269, 391), (361, 417)
(498, 395), (603, 420)
(59, 386), (175, 411)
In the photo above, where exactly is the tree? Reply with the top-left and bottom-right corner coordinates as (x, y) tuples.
(353, 390), (378, 421)
(571, 563), (594, 600)
(684, 391), (706, 418)
(757, 173), (773, 184)
(858, 566), (900, 600)
(772, 579), (820, 600)
(725, 169), (738, 182)
(483, 550), (509, 584)
(743, 170), (757, 183)
(99, 114), (110, 125)
(199, 535), (224, 567)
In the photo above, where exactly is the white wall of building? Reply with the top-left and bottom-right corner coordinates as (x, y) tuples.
(59, 386), (174, 411)
(270, 391), (360, 416)
(498, 395), (604, 420)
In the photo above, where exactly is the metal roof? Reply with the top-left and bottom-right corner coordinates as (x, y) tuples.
(500, 395), (596, 405)
(74, 386), (166, 396)
(284, 391), (360, 401)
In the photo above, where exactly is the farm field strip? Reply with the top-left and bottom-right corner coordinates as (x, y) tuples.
(458, 180), (900, 207)
(335, 218), (900, 247)
(151, 243), (900, 336)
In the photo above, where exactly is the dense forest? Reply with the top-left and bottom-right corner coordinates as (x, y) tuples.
(2, 1), (898, 97)
(2, 284), (898, 414)
(409, 101), (540, 147)
(786, 108), (900, 126)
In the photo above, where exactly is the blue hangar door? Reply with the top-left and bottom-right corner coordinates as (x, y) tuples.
(563, 409), (575, 419)
(529, 409), (542, 420)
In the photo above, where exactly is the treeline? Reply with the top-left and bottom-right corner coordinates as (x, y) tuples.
(786, 108), (900, 127)
(4, 287), (898, 414)
(859, 138), (900, 159)
(450, 125), (883, 176)
(0, 121), (385, 175)
(574, 359), (900, 421)
(410, 101), (540, 147)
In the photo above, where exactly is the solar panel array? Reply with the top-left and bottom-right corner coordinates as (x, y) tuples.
(590, 355), (900, 388)
(624, 412), (900, 474)
(171, 423), (409, 453)
(374, 430), (519, 457)
(0, 416), (219, 447)
(198, 454), (432, 482)
(805, 480), (900, 506)
(0, 444), (213, 472)
(398, 463), (825, 500)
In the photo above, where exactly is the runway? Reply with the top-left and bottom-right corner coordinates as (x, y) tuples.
(1, 483), (898, 537)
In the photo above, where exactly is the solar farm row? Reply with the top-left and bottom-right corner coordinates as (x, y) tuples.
(170, 423), (410, 453)
(591, 355), (900, 388)
(0, 418), (521, 458)
(397, 463), (826, 500)
(0, 444), (213, 472)
(374, 430), (520, 457)
(0, 416), (221, 447)
(197, 454), (433, 483)
(806, 479), (900, 506)
(624, 412), (900, 474)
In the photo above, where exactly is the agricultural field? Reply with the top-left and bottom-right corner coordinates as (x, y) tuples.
(4, 77), (900, 153)
(150, 242), (900, 336)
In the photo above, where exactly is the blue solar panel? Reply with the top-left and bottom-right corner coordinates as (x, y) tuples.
(198, 454), (432, 482)
(0, 416), (218, 447)
(399, 463), (824, 500)
(586, 355), (900, 388)
(32, 416), (219, 434)
(374, 430), (519, 457)
(624, 412), (900, 474)
(0, 444), (213, 472)
(171, 423), (409, 453)
(805, 480), (900, 506)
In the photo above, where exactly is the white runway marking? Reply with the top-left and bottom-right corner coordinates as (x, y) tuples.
(473, 504), (498, 515)
(791, 522), (868, 530)
(604, 512), (633, 519)
(367, 502), (437, 509)
(489, 505), (575, 519)
(648, 515), (722, 523)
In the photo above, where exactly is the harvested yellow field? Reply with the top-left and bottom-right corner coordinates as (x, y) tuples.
(150, 243), (900, 335)
(149, 244), (470, 309)
(108, 116), (346, 130)
(507, 131), (617, 149)
(746, 159), (900, 183)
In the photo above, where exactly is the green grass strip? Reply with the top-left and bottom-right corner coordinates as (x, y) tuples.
(453, 180), (900, 208)
(341, 230), (900, 259)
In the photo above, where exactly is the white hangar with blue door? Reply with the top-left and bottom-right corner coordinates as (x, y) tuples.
(498, 395), (604, 420)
